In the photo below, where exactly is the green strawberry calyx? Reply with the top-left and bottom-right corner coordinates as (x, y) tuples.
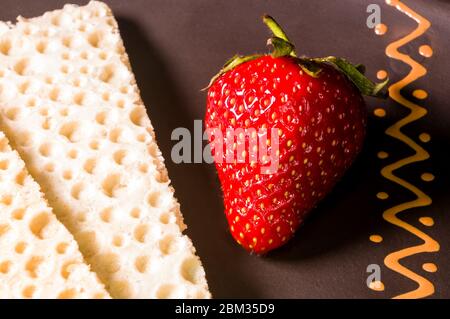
(206, 15), (388, 98)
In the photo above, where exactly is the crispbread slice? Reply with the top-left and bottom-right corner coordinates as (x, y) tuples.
(0, 132), (109, 299)
(0, 1), (209, 298)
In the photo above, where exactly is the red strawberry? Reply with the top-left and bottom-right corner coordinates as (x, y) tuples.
(205, 16), (387, 254)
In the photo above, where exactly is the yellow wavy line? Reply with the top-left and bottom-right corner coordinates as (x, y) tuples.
(381, 0), (440, 299)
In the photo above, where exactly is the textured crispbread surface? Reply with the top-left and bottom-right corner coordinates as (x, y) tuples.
(0, 132), (109, 299)
(0, 1), (209, 298)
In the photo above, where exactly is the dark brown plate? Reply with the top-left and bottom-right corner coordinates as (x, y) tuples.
(1, 0), (448, 298)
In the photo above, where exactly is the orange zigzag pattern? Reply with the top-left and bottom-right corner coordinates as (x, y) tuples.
(381, 0), (439, 299)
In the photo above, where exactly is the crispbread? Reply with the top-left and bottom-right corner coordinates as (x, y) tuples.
(0, 132), (109, 299)
(0, 1), (209, 298)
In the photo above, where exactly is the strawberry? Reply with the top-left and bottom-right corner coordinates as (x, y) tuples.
(205, 16), (387, 254)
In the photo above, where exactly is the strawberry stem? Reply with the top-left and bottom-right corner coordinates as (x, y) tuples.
(206, 15), (389, 98)
(262, 15), (297, 57)
(262, 15), (388, 98)
(267, 37), (295, 58)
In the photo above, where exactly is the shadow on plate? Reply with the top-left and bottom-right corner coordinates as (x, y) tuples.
(116, 17), (261, 298)
(267, 115), (393, 261)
